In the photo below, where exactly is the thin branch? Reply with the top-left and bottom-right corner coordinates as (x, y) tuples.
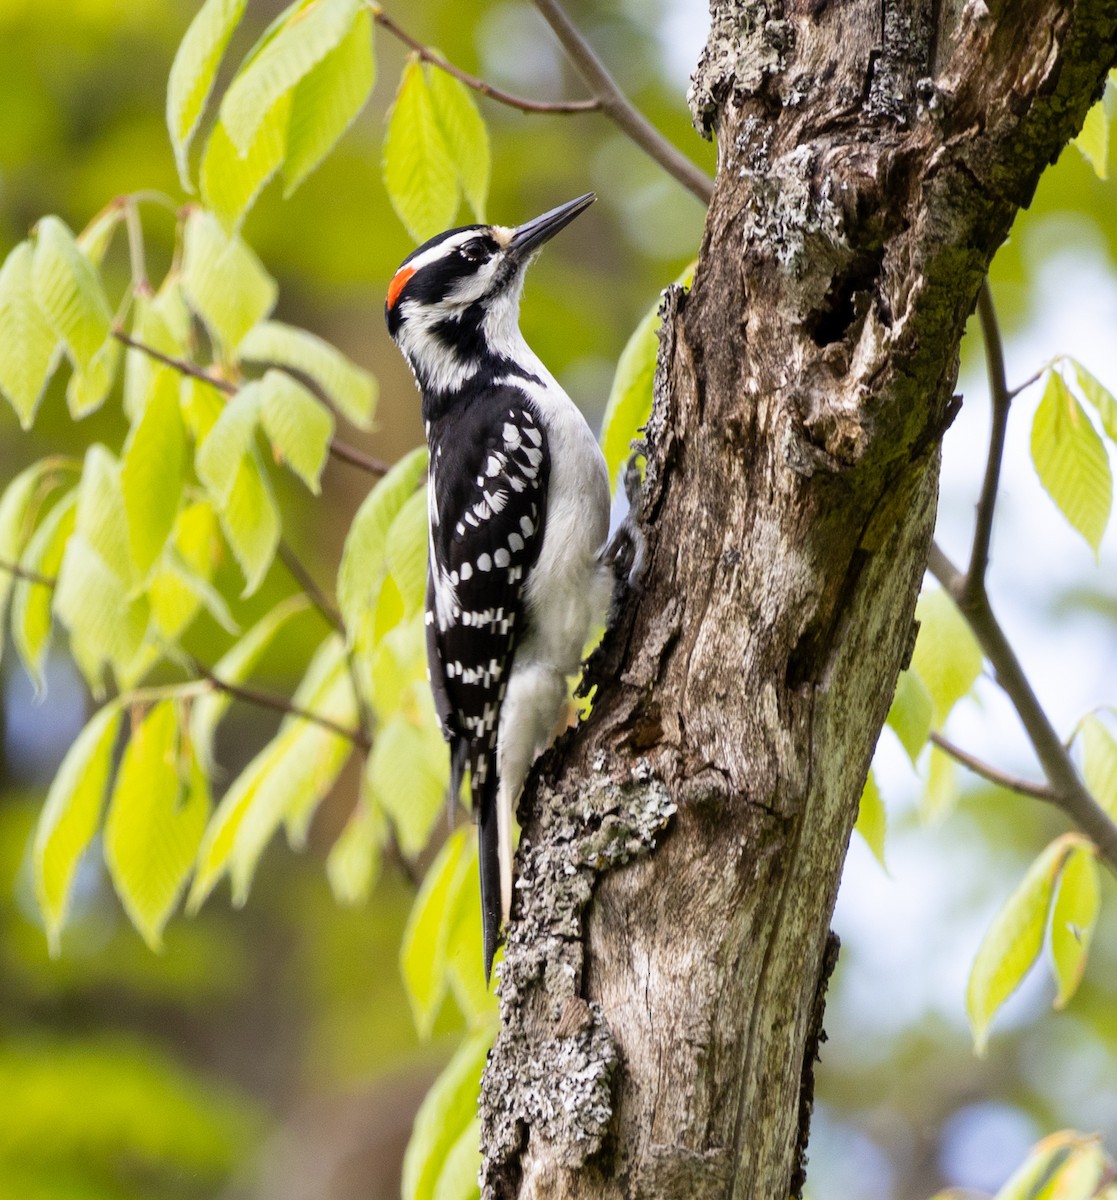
(928, 730), (1054, 800)
(191, 658), (371, 750)
(928, 541), (1117, 875)
(277, 540), (344, 634)
(0, 557), (56, 588)
(962, 282), (1011, 603)
(326, 438), (391, 476)
(371, 6), (600, 114)
(531, 0), (714, 205)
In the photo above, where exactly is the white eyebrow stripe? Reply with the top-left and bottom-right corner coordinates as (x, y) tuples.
(404, 230), (478, 273)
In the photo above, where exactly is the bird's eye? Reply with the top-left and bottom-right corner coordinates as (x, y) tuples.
(460, 238), (490, 262)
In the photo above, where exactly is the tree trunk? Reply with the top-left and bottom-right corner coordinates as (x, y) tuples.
(480, 1), (1117, 1196)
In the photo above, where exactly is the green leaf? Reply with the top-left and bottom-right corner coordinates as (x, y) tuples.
(1074, 97), (1109, 180)
(283, 6), (374, 196)
(1048, 844), (1100, 1009)
(383, 58), (460, 243)
(922, 743), (957, 823)
(121, 368), (187, 575)
(369, 700), (449, 859)
(189, 594), (310, 771)
(993, 1132), (1079, 1200)
(181, 209), (278, 354)
(337, 446), (427, 643)
(443, 840), (496, 1027)
(0, 240), (61, 428)
(910, 588), (984, 725)
(219, 0), (361, 155)
(167, 0), (249, 191)
(219, 449), (281, 595)
(182, 376), (228, 445)
(1039, 1141), (1105, 1200)
(600, 265), (694, 488)
(104, 701), (209, 950)
(432, 1118), (481, 1200)
(66, 334), (121, 419)
(122, 285), (191, 423)
(886, 668), (933, 764)
(31, 216), (113, 372)
(401, 1026), (494, 1200)
(196, 383), (262, 505)
(200, 101), (290, 233)
(33, 702), (123, 955)
(257, 369), (335, 493)
(326, 801), (383, 906)
(11, 492), (77, 687)
(76, 203), (124, 266)
(1072, 360), (1117, 444)
(237, 319), (377, 428)
(427, 67), (489, 221)
(854, 769), (887, 870)
(1031, 370), (1112, 555)
(1079, 713), (1117, 820)
(149, 555), (238, 642)
(386, 487), (428, 617)
(966, 834), (1083, 1055)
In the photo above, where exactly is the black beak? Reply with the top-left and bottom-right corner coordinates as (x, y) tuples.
(507, 192), (595, 261)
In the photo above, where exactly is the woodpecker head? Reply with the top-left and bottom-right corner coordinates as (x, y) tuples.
(385, 192), (595, 397)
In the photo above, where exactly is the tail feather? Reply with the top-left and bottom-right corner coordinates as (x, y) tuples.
(478, 774), (502, 984)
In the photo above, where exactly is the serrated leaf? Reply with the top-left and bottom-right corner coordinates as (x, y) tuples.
(600, 265), (694, 489)
(431, 1118), (481, 1200)
(121, 369), (186, 575)
(1074, 97), (1109, 180)
(104, 701), (209, 950)
(383, 58), (460, 242)
(70, 445), (133, 584)
(181, 376), (228, 445)
(76, 204), (124, 266)
(337, 446), (427, 643)
(427, 67), (489, 221)
(215, 448), (280, 595)
(189, 635), (354, 908)
(854, 768), (887, 869)
(1049, 844), (1099, 1009)
(1031, 371), (1112, 555)
(369, 700), (449, 859)
(219, 0), (361, 155)
(401, 1026), (494, 1200)
(283, 6), (374, 196)
(910, 588), (984, 725)
(200, 101), (290, 233)
(0, 241), (62, 428)
(238, 319), (377, 428)
(257, 369), (334, 493)
(401, 828), (470, 1038)
(196, 383), (262, 505)
(181, 209), (278, 353)
(31, 216), (113, 372)
(11, 492), (77, 687)
(967, 834), (1084, 1055)
(123, 284), (191, 423)
(444, 839), (496, 1027)
(1079, 713), (1117, 820)
(189, 594), (310, 771)
(386, 488), (428, 616)
(33, 702), (122, 954)
(167, 0), (249, 191)
(326, 800), (383, 906)
(149, 556), (237, 642)
(1072, 360), (1117, 444)
(66, 334), (120, 419)
(886, 668), (933, 764)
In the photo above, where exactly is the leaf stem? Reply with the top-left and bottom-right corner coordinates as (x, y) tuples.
(928, 730), (1053, 800)
(0, 557), (56, 587)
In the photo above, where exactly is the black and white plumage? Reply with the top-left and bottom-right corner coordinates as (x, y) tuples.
(385, 194), (612, 981)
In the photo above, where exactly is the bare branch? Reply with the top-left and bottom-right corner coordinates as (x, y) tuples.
(371, 6), (600, 114)
(191, 658), (371, 750)
(531, 0), (713, 205)
(928, 730), (1054, 800)
(0, 557), (56, 588)
(326, 438), (391, 476)
(928, 541), (1117, 875)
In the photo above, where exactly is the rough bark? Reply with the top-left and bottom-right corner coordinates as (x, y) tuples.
(480, 1), (1117, 1197)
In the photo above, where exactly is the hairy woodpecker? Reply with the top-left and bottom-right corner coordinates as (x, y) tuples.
(385, 193), (612, 981)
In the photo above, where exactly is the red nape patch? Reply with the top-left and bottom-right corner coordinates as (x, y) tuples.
(387, 265), (416, 310)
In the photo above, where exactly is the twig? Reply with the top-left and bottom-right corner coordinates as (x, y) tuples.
(191, 658), (371, 750)
(277, 540), (344, 634)
(531, 0), (714, 205)
(928, 541), (1117, 875)
(371, 6), (600, 114)
(928, 730), (1054, 800)
(326, 439), (391, 476)
(0, 557), (56, 588)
